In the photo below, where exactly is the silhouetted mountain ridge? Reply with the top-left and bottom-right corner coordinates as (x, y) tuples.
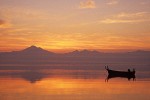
(22, 45), (45, 52)
(65, 49), (102, 56)
(0, 45), (150, 62)
(19, 45), (54, 54)
(0, 45), (55, 55)
(0, 45), (150, 55)
(0, 46), (56, 61)
(0, 46), (150, 70)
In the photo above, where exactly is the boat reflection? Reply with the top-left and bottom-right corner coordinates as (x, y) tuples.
(105, 74), (136, 82)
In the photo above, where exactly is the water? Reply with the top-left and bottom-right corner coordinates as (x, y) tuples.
(0, 69), (150, 100)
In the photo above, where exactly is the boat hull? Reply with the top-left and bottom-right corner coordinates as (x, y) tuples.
(107, 69), (135, 77)
(105, 68), (136, 81)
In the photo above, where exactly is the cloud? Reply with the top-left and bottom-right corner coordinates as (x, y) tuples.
(116, 12), (149, 18)
(0, 19), (12, 28)
(101, 19), (146, 24)
(107, 0), (119, 5)
(0, 7), (49, 22)
(100, 12), (150, 24)
(0, 19), (5, 25)
(140, 1), (149, 5)
(79, 0), (96, 9)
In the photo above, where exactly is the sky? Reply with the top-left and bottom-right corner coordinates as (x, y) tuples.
(0, 0), (150, 53)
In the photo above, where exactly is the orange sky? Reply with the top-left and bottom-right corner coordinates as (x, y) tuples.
(0, 0), (150, 53)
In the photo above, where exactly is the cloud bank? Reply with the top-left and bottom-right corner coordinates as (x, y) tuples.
(107, 0), (119, 5)
(100, 12), (150, 24)
(0, 19), (12, 28)
(0, 19), (5, 25)
(79, 0), (96, 9)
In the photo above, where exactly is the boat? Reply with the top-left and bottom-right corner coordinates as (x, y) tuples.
(105, 66), (136, 81)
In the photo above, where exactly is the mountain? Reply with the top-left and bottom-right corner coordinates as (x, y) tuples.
(0, 46), (150, 59)
(127, 50), (150, 55)
(0, 46), (150, 70)
(21, 45), (49, 53)
(65, 50), (102, 56)
(18, 45), (55, 55)
(0, 46), (56, 64)
(0, 45), (55, 55)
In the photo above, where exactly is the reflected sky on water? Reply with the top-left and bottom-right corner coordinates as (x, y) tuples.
(0, 69), (150, 100)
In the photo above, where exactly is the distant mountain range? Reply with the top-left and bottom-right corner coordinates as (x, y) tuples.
(0, 45), (150, 56)
(0, 45), (150, 70)
(0, 45), (55, 55)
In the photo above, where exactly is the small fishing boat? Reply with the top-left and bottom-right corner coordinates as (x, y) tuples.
(105, 66), (136, 81)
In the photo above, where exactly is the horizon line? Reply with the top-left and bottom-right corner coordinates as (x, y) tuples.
(0, 45), (150, 54)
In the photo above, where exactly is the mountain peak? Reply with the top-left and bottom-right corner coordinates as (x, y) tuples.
(66, 49), (101, 56)
(30, 45), (38, 48)
(23, 45), (42, 51)
(20, 45), (51, 54)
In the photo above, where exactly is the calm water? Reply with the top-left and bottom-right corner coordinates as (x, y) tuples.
(0, 69), (150, 100)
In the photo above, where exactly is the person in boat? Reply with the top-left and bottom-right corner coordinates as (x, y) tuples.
(132, 68), (135, 73)
(128, 68), (136, 73)
(128, 69), (131, 72)
(105, 66), (109, 70)
(133, 68), (135, 72)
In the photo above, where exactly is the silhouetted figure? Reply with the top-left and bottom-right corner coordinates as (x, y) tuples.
(128, 69), (131, 72)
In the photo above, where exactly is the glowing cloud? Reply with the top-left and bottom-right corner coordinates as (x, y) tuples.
(116, 12), (150, 18)
(0, 19), (12, 28)
(107, 0), (119, 5)
(0, 19), (5, 25)
(79, 0), (96, 9)
(100, 12), (150, 24)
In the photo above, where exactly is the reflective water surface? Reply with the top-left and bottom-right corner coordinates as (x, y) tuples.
(0, 69), (150, 100)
